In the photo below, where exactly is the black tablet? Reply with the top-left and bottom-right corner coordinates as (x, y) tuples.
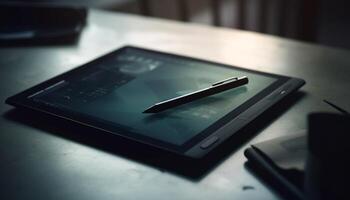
(6, 46), (305, 158)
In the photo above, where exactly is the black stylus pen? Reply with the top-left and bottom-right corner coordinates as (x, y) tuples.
(323, 99), (349, 115)
(143, 76), (249, 113)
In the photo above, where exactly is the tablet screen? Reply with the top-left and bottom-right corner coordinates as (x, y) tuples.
(28, 47), (279, 148)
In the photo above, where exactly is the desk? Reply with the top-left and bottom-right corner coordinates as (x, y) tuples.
(1, 9), (350, 200)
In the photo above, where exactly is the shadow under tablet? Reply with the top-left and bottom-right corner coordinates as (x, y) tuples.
(3, 91), (306, 180)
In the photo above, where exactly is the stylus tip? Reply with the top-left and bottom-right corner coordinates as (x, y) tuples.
(143, 106), (155, 113)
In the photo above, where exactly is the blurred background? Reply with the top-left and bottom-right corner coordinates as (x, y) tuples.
(2, 0), (350, 49)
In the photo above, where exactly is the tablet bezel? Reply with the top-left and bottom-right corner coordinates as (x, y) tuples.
(5, 46), (305, 158)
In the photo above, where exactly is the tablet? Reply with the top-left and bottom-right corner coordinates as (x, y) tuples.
(6, 46), (305, 158)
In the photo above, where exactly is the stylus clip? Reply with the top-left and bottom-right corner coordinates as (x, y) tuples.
(212, 76), (243, 86)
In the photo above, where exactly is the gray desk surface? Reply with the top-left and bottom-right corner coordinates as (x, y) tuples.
(1, 9), (350, 200)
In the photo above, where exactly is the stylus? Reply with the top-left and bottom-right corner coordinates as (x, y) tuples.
(323, 99), (349, 115)
(143, 76), (249, 113)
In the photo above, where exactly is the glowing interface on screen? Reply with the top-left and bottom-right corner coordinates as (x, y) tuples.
(31, 48), (277, 145)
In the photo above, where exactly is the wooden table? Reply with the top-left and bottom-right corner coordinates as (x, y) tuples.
(1, 9), (349, 200)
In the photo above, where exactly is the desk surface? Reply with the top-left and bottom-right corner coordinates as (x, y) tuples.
(1, 9), (350, 200)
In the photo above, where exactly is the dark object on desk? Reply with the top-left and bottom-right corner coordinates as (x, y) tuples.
(0, 2), (87, 43)
(245, 112), (350, 200)
(305, 113), (350, 200)
(244, 132), (307, 200)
